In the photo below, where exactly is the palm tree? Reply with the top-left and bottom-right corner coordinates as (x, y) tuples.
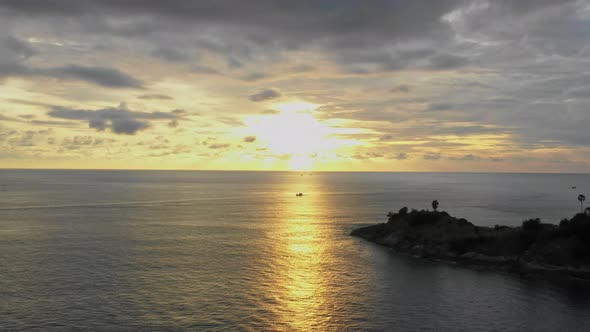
(432, 200), (439, 212)
(578, 194), (586, 213)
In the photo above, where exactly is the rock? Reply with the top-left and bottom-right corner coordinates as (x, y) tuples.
(351, 208), (590, 280)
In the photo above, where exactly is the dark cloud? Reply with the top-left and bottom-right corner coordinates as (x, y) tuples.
(249, 89), (282, 102)
(428, 53), (469, 70)
(393, 152), (408, 160)
(110, 118), (150, 134)
(47, 103), (183, 135)
(0, 62), (142, 88)
(0, 36), (36, 63)
(0, 34), (141, 88)
(45, 65), (142, 88)
(244, 135), (256, 143)
(151, 47), (192, 62)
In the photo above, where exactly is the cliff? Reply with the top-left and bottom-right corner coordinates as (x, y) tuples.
(351, 207), (590, 280)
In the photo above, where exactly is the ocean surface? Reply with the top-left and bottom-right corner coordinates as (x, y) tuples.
(1, 170), (590, 331)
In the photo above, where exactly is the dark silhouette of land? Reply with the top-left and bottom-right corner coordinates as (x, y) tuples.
(352, 207), (590, 280)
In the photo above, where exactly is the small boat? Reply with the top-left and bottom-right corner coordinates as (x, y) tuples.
(296, 192), (304, 197)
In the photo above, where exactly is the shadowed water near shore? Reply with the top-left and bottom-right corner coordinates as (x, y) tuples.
(1, 170), (590, 331)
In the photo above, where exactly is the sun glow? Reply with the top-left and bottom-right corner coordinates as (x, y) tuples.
(244, 101), (327, 171)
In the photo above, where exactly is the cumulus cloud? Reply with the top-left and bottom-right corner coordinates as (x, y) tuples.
(249, 89), (282, 102)
(47, 102), (183, 135)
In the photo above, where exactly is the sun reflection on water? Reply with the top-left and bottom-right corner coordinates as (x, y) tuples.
(265, 178), (336, 331)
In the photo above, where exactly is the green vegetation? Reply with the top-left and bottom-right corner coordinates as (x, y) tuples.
(352, 207), (590, 279)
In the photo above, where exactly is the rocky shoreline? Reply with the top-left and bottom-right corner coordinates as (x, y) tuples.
(351, 208), (590, 280)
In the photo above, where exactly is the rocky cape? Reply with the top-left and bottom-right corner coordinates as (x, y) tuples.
(351, 208), (590, 280)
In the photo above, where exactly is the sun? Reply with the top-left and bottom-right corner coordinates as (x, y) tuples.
(244, 101), (327, 171)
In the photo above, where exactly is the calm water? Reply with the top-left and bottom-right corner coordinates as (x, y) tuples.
(1, 170), (590, 331)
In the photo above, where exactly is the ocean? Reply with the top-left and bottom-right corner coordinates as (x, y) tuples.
(1, 170), (590, 331)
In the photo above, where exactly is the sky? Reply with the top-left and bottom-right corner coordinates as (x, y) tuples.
(0, 0), (589, 172)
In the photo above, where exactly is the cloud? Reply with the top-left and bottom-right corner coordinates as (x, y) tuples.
(0, 34), (141, 88)
(428, 53), (469, 69)
(425, 103), (453, 112)
(249, 88), (282, 102)
(47, 102), (183, 135)
(1, 1), (590, 171)
(244, 136), (256, 143)
(151, 47), (191, 62)
(242, 72), (267, 82)
(60, 136), (115, 150)
(0, 63), (142, 88)
(110, 118), (150, 134)
(450, 154), (480, 161)
(208, 143), (230, 149)
(261, 109), (280, 115)
(352, 152), (384, 160)
(423, 153), (441, 160)
(380, 135), (393, 141)
(138, 94), (174, 100)
(393, 152), (408, 160)
(44, 65), (142, 88)
(391, 85), (410, 93)
(0, 36), (36, 63)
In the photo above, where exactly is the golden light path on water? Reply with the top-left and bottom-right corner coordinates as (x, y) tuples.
(262, 176), (343, 331)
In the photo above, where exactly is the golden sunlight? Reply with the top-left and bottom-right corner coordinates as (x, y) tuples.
(244, 101), (327, 171)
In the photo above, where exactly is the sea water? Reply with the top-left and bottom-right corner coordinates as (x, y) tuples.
(1, 170), (589, 331)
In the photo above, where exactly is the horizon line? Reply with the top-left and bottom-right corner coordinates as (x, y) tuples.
(0, 167), (588, 175)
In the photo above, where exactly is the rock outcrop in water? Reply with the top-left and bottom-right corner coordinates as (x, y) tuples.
(351, 207), (590, 280)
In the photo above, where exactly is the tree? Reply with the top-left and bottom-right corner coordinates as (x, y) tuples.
(522, 218), (541, 232)
(579, 194), (586, 213)
(432, 200), (439, 211)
